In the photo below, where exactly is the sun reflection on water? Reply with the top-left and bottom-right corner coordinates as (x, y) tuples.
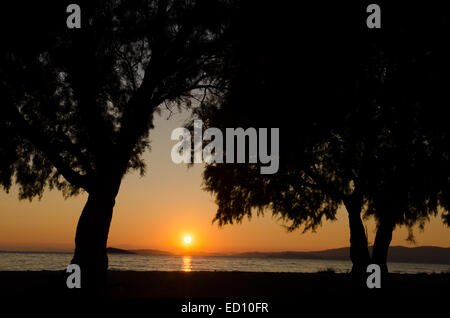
(182, 256), (192, 272)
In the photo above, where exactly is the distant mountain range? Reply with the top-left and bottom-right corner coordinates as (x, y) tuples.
(106, 246), (450, 265)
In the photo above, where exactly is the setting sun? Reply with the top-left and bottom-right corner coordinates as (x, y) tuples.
(184, 236), (192, 244)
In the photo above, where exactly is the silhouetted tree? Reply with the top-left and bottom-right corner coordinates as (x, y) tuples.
(363, 2), (450, 276)
(193, 1), (450, 282)
(192, 1), (374, 278)
(0, 0), (232, 290)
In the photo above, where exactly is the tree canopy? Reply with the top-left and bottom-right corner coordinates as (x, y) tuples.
(0, 0), (234, 289)
(192, 2), (450, 274)
(0, 0), (232, 199)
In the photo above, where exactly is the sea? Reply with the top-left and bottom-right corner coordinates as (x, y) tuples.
(0, 251), (449, 274)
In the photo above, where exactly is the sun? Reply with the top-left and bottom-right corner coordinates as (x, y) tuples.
(184, 235), (192, 244)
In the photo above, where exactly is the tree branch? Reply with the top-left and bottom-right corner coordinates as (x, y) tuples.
(7, 101), (92, 192)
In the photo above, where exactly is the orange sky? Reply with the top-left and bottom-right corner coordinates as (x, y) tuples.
(0, 109), (449, 253)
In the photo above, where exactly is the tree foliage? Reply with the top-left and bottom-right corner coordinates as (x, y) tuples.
(0, 0), (232, 199)
(194, 2), (450, 247)
(0, 0), (235, 289)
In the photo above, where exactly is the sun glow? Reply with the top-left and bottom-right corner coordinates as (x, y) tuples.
(184, 235), (192, 244)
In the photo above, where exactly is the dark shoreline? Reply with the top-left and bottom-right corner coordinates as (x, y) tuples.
(1, 270), (449, 298)
(1, 271), (448, 315)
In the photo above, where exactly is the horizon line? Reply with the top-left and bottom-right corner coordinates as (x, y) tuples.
(1, 244), (449, 255)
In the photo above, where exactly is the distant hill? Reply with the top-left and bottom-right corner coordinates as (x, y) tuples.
(106, 247), (135, 254)
(105, 246), (450, 265)
(386, 246), (450, 265)
(131, 249), (174, 256)
(231, 248), (350, 260)
(106, 247), (175, 255)
(232, 246), (450, 265)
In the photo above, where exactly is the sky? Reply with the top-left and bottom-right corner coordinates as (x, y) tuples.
(0, 108), (449, 253)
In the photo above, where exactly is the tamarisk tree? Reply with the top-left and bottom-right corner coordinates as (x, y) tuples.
(0, 0), (232, 290)
(193, 1), (450, 282)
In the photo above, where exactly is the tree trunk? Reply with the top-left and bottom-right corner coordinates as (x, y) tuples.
(71, 185), (119, 293)
(344, 197), (371, 285)
(372, 217), (395, 283)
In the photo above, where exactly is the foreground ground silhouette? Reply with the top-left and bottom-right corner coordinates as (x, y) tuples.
(1, 271), (449, 315)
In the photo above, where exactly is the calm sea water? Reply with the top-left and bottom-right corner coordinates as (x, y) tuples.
(0, 252), (449, 274)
